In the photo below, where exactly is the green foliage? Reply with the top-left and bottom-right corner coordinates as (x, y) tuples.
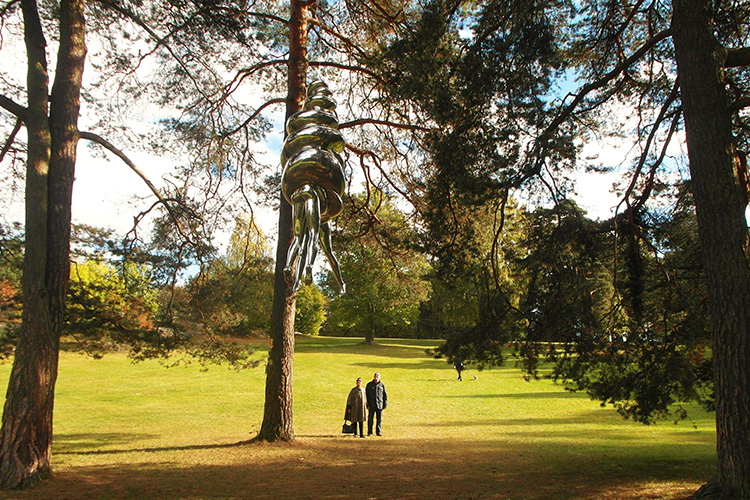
(386, 0), (731, 427)
(145, 205), (218, 287)
(0, 220), (260, 369)
(429, 275), (518, 368)
(518, 200), (609, 345)
(374, 0), (580, 362)
(0, 223), (23, 359)
(133, 335), (260, 371)
(548, 190), (714, 423)
(517, 196), (713, 423)
(425, 191), (714, 423)
(294, 283), (327, 336)
(324, 244), (428, 340)
(426, 200), (528, 365)
(0, 222), (23, 287)
(66, 259), (159, 355)
(184, 215), (274, 336)
(64, 255), (262, 369)
(322, 191), (431, 341)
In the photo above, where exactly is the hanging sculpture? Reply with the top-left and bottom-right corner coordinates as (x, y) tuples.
(280, 80), (346, 293)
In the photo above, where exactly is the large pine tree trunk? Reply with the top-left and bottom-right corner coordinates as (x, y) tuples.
(0, 0), (86, 489)
(672, 0), (750, 497)
(256, 0), (312, 442)
(0, 0), (53, 489)
(48, 0), (86, 341)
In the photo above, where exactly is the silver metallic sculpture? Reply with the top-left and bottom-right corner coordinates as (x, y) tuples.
(281, 80), (346, 293)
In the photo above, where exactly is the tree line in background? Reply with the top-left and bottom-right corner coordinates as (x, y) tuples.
(1, 0), (749, 496)
(0, 179), (712, 424)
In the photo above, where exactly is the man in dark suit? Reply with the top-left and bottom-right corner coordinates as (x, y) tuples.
(365, 371), (388, 436)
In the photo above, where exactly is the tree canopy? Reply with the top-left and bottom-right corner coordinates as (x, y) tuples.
(321, 190), (430, 343)
(2, 0), (750, 496)
(384, 0), (750, 496)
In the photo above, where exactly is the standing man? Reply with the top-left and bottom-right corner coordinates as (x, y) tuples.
(366, 371), (388, 436)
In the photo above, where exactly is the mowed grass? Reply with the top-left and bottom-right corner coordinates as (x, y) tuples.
(0, 336), (715, 500)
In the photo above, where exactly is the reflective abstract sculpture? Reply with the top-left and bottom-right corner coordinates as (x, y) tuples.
(281, 80), (346, 293)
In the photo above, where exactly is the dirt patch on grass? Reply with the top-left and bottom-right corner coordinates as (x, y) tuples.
(3, 435), (705, 500)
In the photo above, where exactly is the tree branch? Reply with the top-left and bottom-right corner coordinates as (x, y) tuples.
(308, 17), (368, 61)
(725, 47), (750, 68)
(339, 117), (430, 131)
(617, 79), (681, 215)
(346, 142), (417, 208)
(245, 10), (288, 26)
(527, 29), (673, 179)
(0, 0), (20, 17)
(550, 29), (673, 136)
(731, 97), (750, 113)
(0, 95), (27, 120)
(96, 0), (213, 102)
(78, 130), (196, 244)
(223, 59), (287, 98)
(308, 60), (381, 80)
(221, 98), (285, 137)
(0, 118), (22, 164)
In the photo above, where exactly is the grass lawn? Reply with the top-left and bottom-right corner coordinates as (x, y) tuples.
(0, 336), (716, 500)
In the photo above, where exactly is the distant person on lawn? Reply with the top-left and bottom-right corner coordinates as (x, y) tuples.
(346, 377), (367, 438)
(455, 360), (465, 381)
(366, 371), (388, 436)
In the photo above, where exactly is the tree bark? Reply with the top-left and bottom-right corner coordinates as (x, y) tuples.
(672, 0), (750, 498)
(49, 0), (87, 338)
(0, 0), (86, 489)
(365, 326), (375, 345)
(256, 0), (313, 442)
(0, 0), (53, 489)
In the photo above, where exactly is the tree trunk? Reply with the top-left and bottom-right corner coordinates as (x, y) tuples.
(364, 303), (376, 345)
(672, 0), (750, 498)
(256, 0), (312, 442)
(49, 0), (86, 339)
(0, 0), (53, 489)
(0, 0), (86, 489)
(365, 327), (375, 345)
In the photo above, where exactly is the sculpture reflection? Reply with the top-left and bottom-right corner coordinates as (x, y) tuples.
(281, 80), (346, 293)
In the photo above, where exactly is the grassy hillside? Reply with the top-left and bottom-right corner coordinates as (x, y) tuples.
(0, 336), (715, 499)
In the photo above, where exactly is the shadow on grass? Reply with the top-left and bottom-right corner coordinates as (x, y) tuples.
(421, 417), (590, 427)
(351, 360), (440, 370)
(443, 391), (589, 400)
(9, 435), (714, 500)
(294, 434), (342, 439)
(54, 433), (159, 454)
(294, 336), (443, 360)
(54, 433), (250, 456)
